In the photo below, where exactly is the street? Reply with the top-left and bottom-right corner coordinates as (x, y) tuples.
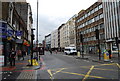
(0, 51), (119, 81)
(37, 51), (119, 81)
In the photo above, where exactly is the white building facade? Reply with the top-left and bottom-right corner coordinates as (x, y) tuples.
(27, 3), (33, 43)
(45, 34), (51, 50)
(102, 0), (120, 53)
(51, 29), (58, 50)
(69, 15), (76, 47)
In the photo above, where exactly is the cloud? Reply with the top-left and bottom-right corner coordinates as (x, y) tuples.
(26, 0), (97, 43)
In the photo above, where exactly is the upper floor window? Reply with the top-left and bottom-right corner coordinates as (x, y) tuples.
(88, 12), (91, 16)
(99, 14), (103, 19)
(94, 7), (98, 12)
(99, 4), (102, 9)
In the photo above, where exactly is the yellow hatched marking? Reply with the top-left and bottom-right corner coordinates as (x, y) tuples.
(116, 63), (120, 68)
(47, 70), (54, 79)
(60, 71), (106, 79)
(81, 66), (117, 71)
(82, 66), (94, 81)
(94, 63), (116, 66)
(53, 68), (66, 75)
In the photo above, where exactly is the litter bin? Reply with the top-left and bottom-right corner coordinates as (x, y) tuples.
(104, 50), (109, 61)
(77, 51), (80, 57)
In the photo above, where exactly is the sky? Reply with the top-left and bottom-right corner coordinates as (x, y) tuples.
(26, 0), (97, 43)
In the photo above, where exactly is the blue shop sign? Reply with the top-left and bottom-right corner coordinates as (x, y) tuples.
(0, 22), (7, 38)
(7, 30), (14, 36)
(15, 31), (22, 36)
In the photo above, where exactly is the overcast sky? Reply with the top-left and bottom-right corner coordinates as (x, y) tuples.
(26, 0), (97, 43)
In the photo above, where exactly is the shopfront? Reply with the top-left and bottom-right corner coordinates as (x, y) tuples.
(0, 21), (15, 66)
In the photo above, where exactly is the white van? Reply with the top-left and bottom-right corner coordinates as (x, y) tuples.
(64, 47), (77, 55)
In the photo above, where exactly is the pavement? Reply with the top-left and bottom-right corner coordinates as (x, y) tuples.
(49, 51), (119, 63)
(0, 53), (42, 80)
(76, 53), (119, 63)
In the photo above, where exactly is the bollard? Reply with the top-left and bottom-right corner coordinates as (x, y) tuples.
(77, 51), (80, 57)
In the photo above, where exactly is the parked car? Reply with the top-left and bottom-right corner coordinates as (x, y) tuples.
(64, 47), (77, 55)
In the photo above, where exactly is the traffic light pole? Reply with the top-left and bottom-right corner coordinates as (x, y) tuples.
(82, 41), (84, 58)
(31, 29), (35, 66)
(95, 29), (101, 60)
(80, 34), (84, 58)
(98, 39), (101, 60)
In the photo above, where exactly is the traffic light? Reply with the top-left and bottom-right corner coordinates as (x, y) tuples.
(95, 29), (99, 39)
(80, 34), (83, 42)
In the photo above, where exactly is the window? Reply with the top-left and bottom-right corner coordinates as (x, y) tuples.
(95, 15), (99, 21)
(95, 7), (98, 12)
(99, 4), (102, 9)
(99, 14), (103, 19)
(85, 14), (87, 18)
(100, 23), (104, 29)
(92, 18), (95, 22)
(88, 12), (91, 16)
(91, 9), (94, 14)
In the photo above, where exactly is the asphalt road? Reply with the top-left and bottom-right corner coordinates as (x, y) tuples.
(37, 51), (119, 81)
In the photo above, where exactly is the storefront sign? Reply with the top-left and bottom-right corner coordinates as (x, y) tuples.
(15, 31), (22, 36)
(16, 39), (23, 44)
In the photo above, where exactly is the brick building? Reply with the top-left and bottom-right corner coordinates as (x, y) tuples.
(76, 2), (105, 54)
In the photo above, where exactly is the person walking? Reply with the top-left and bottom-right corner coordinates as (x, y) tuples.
(17, 50), (21, 60)
(22, 50), (26, 60)
(49, 49), (52, 54)
(55, 50), (57, 54)
(9, 48), (16, 66)
(108, 49), (112, 59)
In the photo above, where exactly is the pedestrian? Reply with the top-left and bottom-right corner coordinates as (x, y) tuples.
(55, 50), (57, 54)
(22, 50), (26, 60)
(49, 49), (52, 54)
(17, 50), (21, 60)
(9, 48), (16, 66)
(108, 49), (112, 59)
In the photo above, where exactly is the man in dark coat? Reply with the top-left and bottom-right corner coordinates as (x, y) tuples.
(9, 48), (16, 66)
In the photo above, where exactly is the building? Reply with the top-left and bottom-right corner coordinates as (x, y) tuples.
(60, 23), (70, 48)
(51, 29), (58, 50)
(0, 2), (33, 66)
(76, 1), (104, 54)
(58, 24), (65, 51)
(102, 0), (120, 53)
(45, 34), (51, 50)
(69, 15), (76, 47)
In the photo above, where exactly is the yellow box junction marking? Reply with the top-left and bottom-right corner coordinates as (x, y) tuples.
(82, 66), (94, 81)
(60, 71), (106, 79)
(116, 63), (120, 68)
(47, 63), (117, 80)
(53, 68), (66, 75)
(94, 63), (116, 67)
(47, 70), (54, 79)
(81, 66), (118, 71)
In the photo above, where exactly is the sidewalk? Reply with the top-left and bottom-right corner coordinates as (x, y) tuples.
(75, 53), (119, 63)
(1, 54), (41, 80)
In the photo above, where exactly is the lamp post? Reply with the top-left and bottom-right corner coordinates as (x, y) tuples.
(34, 0), (39, 61)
